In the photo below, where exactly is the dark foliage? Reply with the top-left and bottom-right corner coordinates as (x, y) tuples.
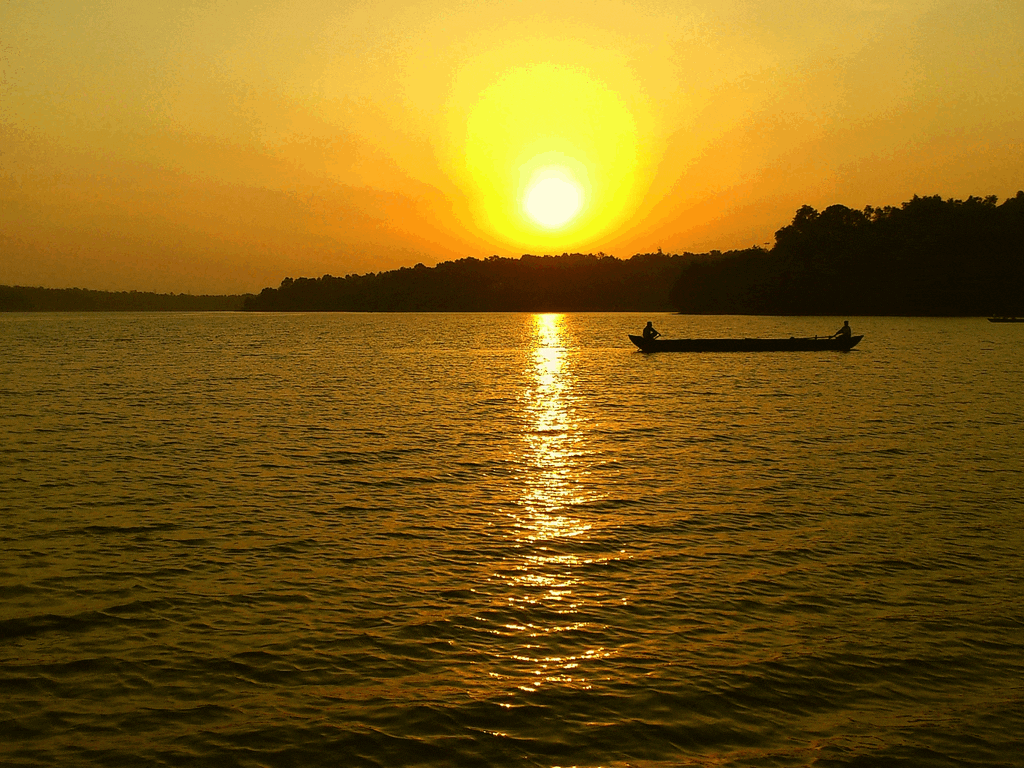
(243, 252), (691, 312)
(23, 191), (1015, 315)
(670, 192), (1024, 315)
(0, 286), (250, 312)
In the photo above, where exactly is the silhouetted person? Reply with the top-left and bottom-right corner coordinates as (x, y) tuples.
(642, 321), (661, 341)
(833, 320), (852, 339)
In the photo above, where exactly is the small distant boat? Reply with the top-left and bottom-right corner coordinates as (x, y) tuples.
(988, 317), (1024, 323)
(629, 333), (863, 353)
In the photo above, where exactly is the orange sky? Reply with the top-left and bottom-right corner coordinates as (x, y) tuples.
(2, 0), (1022, 294)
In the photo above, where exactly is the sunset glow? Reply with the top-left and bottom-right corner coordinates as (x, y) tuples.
(457, 63), (638, 251)
(2, 1), (1022, 293)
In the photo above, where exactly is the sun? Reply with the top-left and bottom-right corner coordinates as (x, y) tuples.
(524, 171), (583, 229)
(452, 62), (642, 249)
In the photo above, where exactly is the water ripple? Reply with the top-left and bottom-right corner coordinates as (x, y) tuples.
(2, 313), (1023, 766)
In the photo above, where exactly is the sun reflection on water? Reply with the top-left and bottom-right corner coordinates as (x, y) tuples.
(493, 314), (613, 694)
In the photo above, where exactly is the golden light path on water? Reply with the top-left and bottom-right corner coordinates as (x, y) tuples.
(500, 314), (613, 694)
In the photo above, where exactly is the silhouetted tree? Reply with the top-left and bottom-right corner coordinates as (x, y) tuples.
(669, 192), (1024, 315)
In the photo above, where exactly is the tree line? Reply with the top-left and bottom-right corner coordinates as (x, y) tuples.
(243, 252), (690, 312)
(6, 192), (1019, 314)
(245, 192), (1023, 315)
(670, 192), (1024, 315)
(0, 286), (249, 312)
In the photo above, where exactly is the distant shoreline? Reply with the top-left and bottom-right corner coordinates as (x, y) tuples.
(0, 286), (251, 312)
(6, 191), (1022, 317)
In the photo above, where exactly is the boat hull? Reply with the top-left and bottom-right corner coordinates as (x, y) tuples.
(628, 334), (863, 352)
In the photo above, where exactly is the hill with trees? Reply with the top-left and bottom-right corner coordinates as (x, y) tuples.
(245, 192), (1023, 315)
(670, 192), (1024, 315)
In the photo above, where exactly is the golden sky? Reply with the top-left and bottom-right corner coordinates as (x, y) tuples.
(2, 0), (1022, 294)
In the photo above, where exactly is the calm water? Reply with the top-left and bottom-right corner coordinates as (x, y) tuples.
(2, 313), (1022, 767)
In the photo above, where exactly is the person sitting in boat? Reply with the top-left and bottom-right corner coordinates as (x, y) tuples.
(642, 321), (661, 341)
(833, 320), (852, 339)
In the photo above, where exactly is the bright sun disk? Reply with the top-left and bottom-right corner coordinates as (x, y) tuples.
(524, 175), (583, 229)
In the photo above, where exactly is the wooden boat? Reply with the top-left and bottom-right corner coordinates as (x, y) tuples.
(628, 333), (863, 352)
(988, 317), (1024, 323)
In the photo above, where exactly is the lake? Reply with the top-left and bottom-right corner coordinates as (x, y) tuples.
(2, 312), (1022, 767)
